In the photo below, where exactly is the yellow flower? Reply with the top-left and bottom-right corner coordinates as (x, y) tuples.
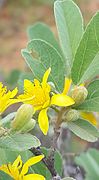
(0, 155), (45, 180)
(0, 82), (18, 115)
(18, 69), (75, 135)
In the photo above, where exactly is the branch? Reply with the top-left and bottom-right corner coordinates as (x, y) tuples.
(30, 147), (61, 180)
(53, 107), (66, 149)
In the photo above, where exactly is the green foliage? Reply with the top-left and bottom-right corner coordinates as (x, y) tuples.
(75, 149), (99, 180)
(79, 53), (99, 82)
(54, 149), (63, 176)
(71, 12), (99, 84)
(0, 133), (40, 151)
(22, 39), (65, 92)
(54, 0), (84, 74)
(76, 80), (99, 112)
(0, 148), (32, 165)
(27, 22), (61, 53)
(67, 119), (99, 142)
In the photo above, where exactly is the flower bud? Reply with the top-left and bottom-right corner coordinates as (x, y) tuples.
(21, 118), (36, 133)
(71, 86), (88, 105)
(11, 104), (34, 131)
(64, 109), (79, 122)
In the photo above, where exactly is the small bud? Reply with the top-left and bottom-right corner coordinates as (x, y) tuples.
(71, 86), (88, 105)
(21, 118), (36, 133)
(11, 104), (34, 131)
(64, 109), (79, 122)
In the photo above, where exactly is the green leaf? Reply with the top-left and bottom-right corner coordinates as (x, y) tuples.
(0, 133), (40, 151)
(54, 0), (84, 74)
(79, 52), (99, 83)
(76, 79), (99, 112)
(27, 22), (61, 53)
(71, 12), (99, 84)
(54, 150), (63, 176)
(0, 112), (16, 127)
(67, 118), (99, 142)
(75, 149), (99, 180)
(0, 148), (32, 165)
(22, 39), (65, 92)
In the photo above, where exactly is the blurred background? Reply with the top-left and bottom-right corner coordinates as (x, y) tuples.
(0, 1), (99, 179)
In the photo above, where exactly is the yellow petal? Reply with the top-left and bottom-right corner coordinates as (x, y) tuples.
(42, 68), (51, 86)
(10, 87), (18, 98)
(7, 99), (22, 106)
(0, 164), (11, 177)
(34, 79), (40, 86)
(62, 78), (72, 95)
(23, 174), (45, 180)
(38, 108), (49, 135)
(51, 94), (75, 107)
(24, 79), (34, 92)
(21, 155), (44, 176)
(12, 155), (22, 169)
(81, 112), (97, 126)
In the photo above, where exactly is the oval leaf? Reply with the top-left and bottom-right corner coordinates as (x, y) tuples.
(22, 39), (65, 92)
(0, 133), (40, 151)
(71, 12), (99, 84)
(54, 0), (84, 74)
(27, 22), (61, 53)
(67, 119), (99, 142)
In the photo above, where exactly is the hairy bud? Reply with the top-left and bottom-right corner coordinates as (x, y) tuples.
(64, 109), (79, 122)
(11, 104), (34, 131)
(71, 86), (88, 105)
(21, 118), (36, 133)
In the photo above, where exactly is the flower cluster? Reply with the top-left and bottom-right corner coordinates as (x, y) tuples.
(17, 68), (75, 135)
(0, 68), (97, 135)
(0, 68), (97, 180)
